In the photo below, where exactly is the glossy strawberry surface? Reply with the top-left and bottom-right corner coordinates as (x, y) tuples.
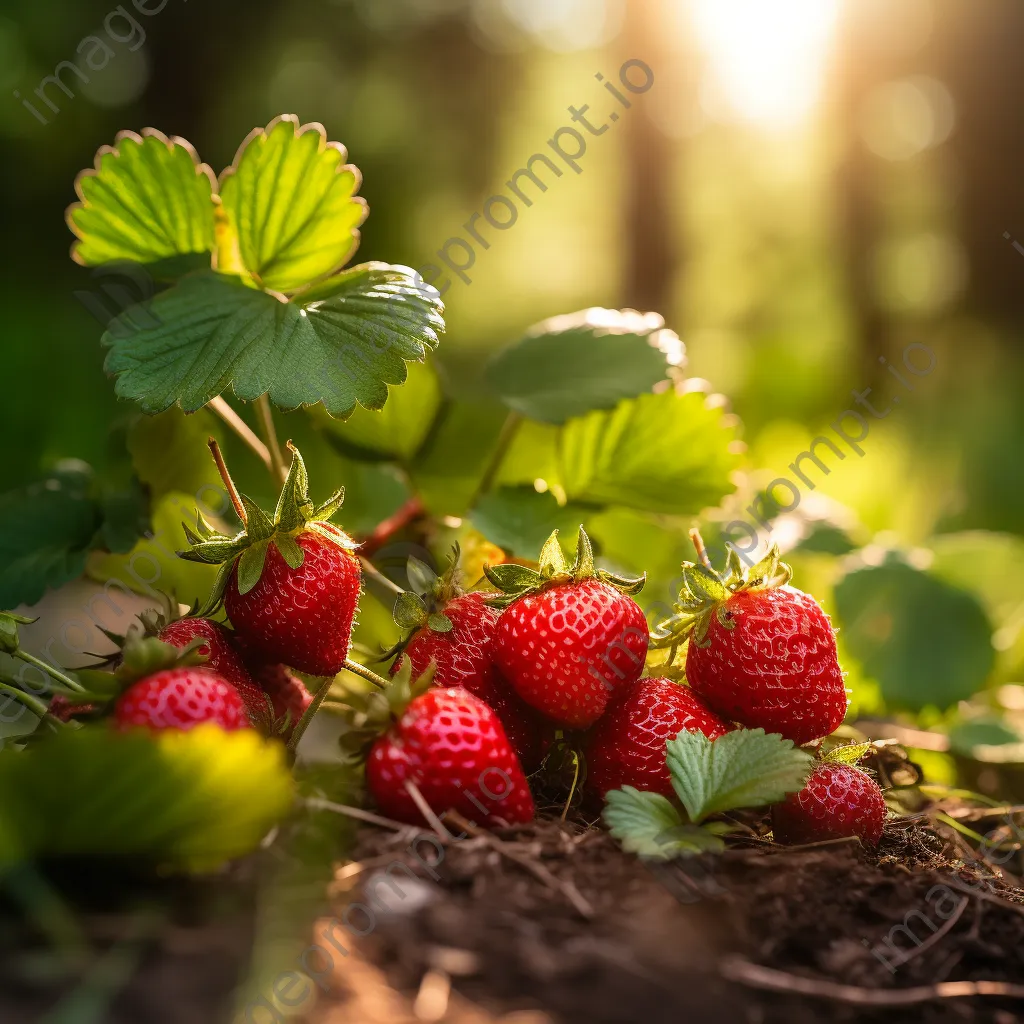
(773, 762), (886, 846)
(225, 529), (361, 677)
(113, 667), (249, 732)
(493, 579), (648, 729)
(159, 617), (272, 732)
(686, 585), (847, 745)
(395, 592), (544, 769)
(587, 677), (731, 798)
(366, 687), (535, 828)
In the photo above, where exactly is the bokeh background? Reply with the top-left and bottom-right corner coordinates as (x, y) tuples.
(2, 0), (1023, 779)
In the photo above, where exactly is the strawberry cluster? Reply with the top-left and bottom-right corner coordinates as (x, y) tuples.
(51, 440), (885, 849)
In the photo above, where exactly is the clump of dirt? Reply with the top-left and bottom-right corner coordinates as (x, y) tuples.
(310, 815), (1024, 1024)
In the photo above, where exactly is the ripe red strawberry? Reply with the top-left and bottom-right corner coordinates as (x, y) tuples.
(224, 530), (361, 676)
(586, 677), (731, 798)
(365, 686), (535, 828)
(393, 590), (544, 769)
(773, 762), (886, 846)
(158, 618), (273, 732)
(180, 443), (362, 678)
(113, 667), (249, 733)
(486, 528), (647, 730)
(653, 539), (847, 745)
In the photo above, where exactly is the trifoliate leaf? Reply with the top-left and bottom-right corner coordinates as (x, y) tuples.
(0, 725), (293, 873)
(558, 387), (741, 516)
(103, 265), (443, 417)
(666, 728), (813, 824)
(218, 115), (367, 293)
(603, 786), (682, 858)
(68, 129), (216, 267)
(470, 487), (590, 557)
(834, 555), (995, 712)
(485, 308), (683, 424)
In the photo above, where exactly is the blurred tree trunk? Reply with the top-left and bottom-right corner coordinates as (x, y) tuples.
(621, 0), (676, 316)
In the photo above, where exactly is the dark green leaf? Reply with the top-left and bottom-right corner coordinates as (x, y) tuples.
(470, 487), (591, 557)
(69, 129), (216, 267)
(218, 115), (366, 293)
(0, 465), (102, 608)
(103, 265), (444, 417)
(485, 308), (683, 424)
(558, 387), (741, 516)
(834, 556), (995, 712)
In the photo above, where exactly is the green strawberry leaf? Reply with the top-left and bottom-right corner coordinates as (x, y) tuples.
(666, 728), (813, 824)
(68, 129), (216, 267)
(603, 786), (683, 858)
(558, 386), (741, 516)
(427, 613), (453, 633)
(605, 788), (730, 859)
(0, 726), (293, 873)
(470, 486), (592, 556)
(218, 115), (367, 293)
(833, 554), (995, 712)
(485, 308), (683, 424)
(314, 360), (443, 462)
(102, 264), (444, 416)
(394, 592), (428, 630)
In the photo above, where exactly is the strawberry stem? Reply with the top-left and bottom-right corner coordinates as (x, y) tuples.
(208, 438), (247, 526)
(255, 395), (288, 486)
(207, 396), (273, 473)
(343, 657), (390, 690)
(689, 528), (714, 572)
(13, 651), (86, 693)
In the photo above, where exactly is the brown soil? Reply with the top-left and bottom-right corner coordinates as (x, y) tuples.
(308, 815), (1024, 1024)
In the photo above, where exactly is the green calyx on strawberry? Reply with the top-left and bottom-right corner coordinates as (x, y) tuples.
(180, 441), (357, 612)
(650, 533), (792, 649)
(73, 633), (210, 704)
(335, 659), (436, 765)
(389, 548), (462, 643)
(482, 525), (645, 608)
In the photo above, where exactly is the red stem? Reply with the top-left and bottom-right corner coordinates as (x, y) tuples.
(359, 496), (425, 557)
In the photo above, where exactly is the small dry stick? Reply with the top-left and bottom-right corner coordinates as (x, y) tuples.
(445, 811), (595, 918)
(720, 956), (1024, 1005)
(208, 438), (246, 525)
(404, 779), (453, 842)
(208, 396), (273, 472)
(304, 797), (409, 833)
